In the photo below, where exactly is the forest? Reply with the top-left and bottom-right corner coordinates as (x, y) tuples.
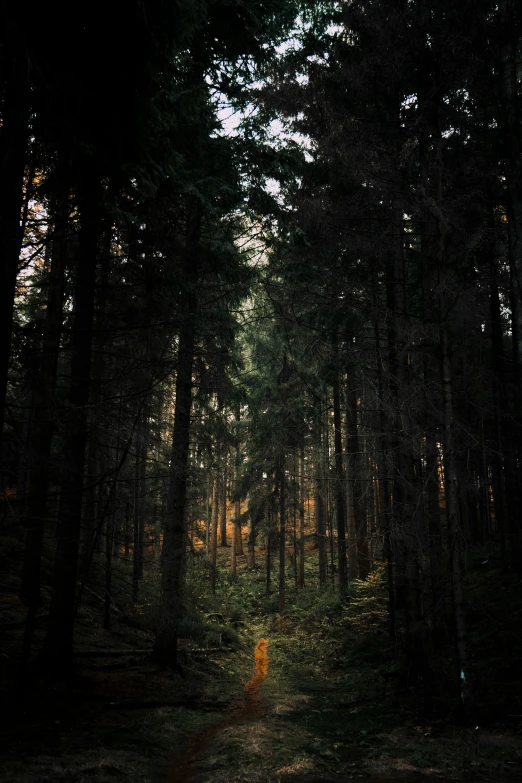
(1, 1), (522, 781)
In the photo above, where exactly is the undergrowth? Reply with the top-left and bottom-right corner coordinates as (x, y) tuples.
(2, 537), (522, 782)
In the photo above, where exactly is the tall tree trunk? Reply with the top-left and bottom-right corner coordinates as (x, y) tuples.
(132, 427), (144, 603)
(103, 512), (114, 631)
(132, 416), (148, 603)
(153, 204), (199, 668)
(210, 464), (220, 593)
(373, 316), (395, 638)
(278, 454), (286, 613)
(298, 444), (305, 588)
(498, 12), (522, 572)
(440, 312), (472, 709)
(292, 455), (298, 589)
(332, 362), (348, 593)
(236, 502), (244, 555)
(345, 377), (359, 580)
(347, 383), (370, 577)
(232, 414), (241, 577)
(315, 404), (327, 588)
(0, 48), (30, 444)
(220, 454), (228, 546)
(420, 239), (446, 620)
(247, 509), (256, 567)
(205, 470), (212, 555)
(20, 179), (69, 608)
(266, 498), (272, 596)
(137, 413), (147, 578)
(387, 195), (426, 686)
(425, 428), (446, 618)
(103, 392), (124, 629)
(42, 171), (102, 671)
(494, 245), (520, 571)
(231, 496), (238, 579)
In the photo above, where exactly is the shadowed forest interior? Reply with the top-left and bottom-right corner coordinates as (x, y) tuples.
(2, 2), (522, 781)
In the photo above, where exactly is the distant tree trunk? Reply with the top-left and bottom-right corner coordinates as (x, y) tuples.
(231, 496), (238, 579)
(375, 316), (395, 639)
(210, 458), (220, 593)
(103, 512), (114, 630)
(236, 526), (244, 554)
(132, 425), (145, 603)
(232, 416), (241, 578)
(153, 203), (199, 668)
(16, 386), (35, 520)
(124, 501), (131, 557)
(332, 361), (348, 593)
(247, 511), (256, 567)
(266, 499), (272, 596)
(347, 383), (369, 577)
(278, 454), (286, 614)
(135, 412), (148, 584)
(355, 385), (371, 580)
(220, 454), (228, 546)
(138, 419), (147, 577)
(425, 428), (446, 617)
(83, 441), (100, 558)
(345, 378), (358, 580)
(292, 453), (298, 589)
(491, 246), (519, 571)
(298, 444), (305, 588)
(0, 51), (30, 444)
(104, 392), (124, 630)
(42, 171), (102, 672)
(205, 470), (212, 555)
(236, 500), (244, 556)
(386, 195), (426, 687)
(314, 412), (327, 587)
(420, 244), (446, 620)
(440, 310), (472, 710)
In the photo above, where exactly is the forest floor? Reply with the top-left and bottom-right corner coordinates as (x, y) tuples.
(1, 541), (522, 783)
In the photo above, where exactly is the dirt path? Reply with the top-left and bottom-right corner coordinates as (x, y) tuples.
(160, 632), (520, 783)
(165, 638), (269, 783)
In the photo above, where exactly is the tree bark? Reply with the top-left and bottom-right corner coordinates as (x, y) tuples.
(440, 311), (472, 710)
(497, 9), (522, 572)
(266, 498), (272, 596)
(278, 454), (286, 613)
(420, 236), (446, 619)
(332, 364), (348, 592)
(133, 410), (148, 596)
(298, 444), (305, 588)
(386, 195), (426, 686)
(247, 512), (256, 567)
(374, 318), (395, 639)
(231, 497), (238, 578)
(315, 405), (327, 588)
(42, 171), (102, 672)
(347, 383), (370, 578)
(232, 414), (241, 577)
(153, 204), (200, 668)
(345, 378), (359, 581)
(20, 177), (69, 608)
(210, 465), (219, 593)
(220, 454), (228, 546)
(0, 47), (30, 444)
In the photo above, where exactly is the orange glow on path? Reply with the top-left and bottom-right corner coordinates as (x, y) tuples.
(243, 638), (269, 718)
(166, 638), (269, 783)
